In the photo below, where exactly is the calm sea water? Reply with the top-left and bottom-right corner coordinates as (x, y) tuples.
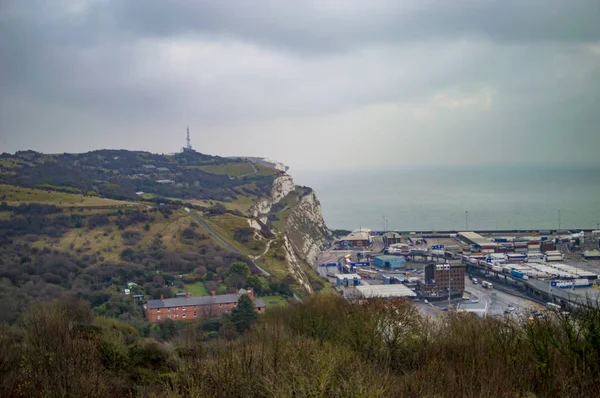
(293, 165), (600, 231)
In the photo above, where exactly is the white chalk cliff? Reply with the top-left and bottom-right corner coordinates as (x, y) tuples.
(250, 173), (331, 290)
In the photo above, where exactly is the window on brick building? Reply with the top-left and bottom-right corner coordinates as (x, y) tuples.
(182, 313), (186, 318)
(194, 312), (197, 318)
(157, 315), (161, 320)
(157, 308), (161, 313)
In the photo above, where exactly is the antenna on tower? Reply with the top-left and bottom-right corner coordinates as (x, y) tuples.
(186, 126), (192, 150)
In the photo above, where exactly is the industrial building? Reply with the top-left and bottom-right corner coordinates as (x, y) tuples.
(335, 274), (362, 287)
(354, 284), (417, 299)
(383, 231), (403, 245)
(458, 232), (497, 252)
(339, 230), (372, 247)
(374, 255), (406, 269)
(420, 263), (466, 298)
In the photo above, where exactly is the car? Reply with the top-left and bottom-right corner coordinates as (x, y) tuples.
(470, 297), (479, 303)
(507, 306), (516, 312)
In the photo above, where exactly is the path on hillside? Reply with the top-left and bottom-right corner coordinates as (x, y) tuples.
(189, 212), (271, 276)
(250, 236), (275, 261)
(238, 161), (257, 178)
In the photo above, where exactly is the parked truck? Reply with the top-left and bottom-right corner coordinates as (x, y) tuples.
(482, 281), (493, 289)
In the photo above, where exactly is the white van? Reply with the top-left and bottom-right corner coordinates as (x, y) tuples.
(472, 278), (478, 285)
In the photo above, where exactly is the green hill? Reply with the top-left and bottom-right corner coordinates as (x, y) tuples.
(0, 149), (328, 325)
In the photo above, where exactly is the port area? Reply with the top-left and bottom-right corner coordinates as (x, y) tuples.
(315, 228), (600, 317)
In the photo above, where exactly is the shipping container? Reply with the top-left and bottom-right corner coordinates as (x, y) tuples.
(510, 270), (529, 280)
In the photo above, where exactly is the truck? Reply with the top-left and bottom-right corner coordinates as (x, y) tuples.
(472, 278), (478, 285)
(482, 281), (493, 289)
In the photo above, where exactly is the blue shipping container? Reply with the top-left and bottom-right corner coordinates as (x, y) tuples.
(510, 270), (525, 279)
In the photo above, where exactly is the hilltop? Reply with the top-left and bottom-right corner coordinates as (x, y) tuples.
(0, 149), (331, 323)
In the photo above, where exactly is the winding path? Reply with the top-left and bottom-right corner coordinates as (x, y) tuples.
(189, 212), (271, 277)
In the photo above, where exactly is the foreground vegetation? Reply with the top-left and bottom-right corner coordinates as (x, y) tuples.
(2, 295), (599, 397)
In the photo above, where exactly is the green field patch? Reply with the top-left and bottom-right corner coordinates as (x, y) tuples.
(175, 281), (208, 296)
(250, 164), (281, 177)
(199, 162), (255, 176)
(260, 295), (289, 308)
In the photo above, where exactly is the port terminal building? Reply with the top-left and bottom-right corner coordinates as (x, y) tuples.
(374, 255), (406, 269)
(458, 232), (497, 252)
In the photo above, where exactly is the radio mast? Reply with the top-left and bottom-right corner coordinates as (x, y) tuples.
(186, 126), (192, 150)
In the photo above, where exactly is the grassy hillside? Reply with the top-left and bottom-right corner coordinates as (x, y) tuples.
(0, 188), (298, 325)
(0, 149), (327, 330)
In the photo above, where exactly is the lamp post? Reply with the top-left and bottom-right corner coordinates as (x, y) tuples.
(448, 265), (452, 308)
(558, 209), (561, 231)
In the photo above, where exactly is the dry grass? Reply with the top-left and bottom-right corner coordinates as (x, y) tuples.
(30, 209), (206, 262)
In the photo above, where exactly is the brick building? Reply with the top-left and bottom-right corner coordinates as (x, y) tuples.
(420, 263), (465, 299)
(145, 288), (266, 322)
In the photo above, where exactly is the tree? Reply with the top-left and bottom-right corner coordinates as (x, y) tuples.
(230, 294), (257, 333)
(228, 262), (250, 278)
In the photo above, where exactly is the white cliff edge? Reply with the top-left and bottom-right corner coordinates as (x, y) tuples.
(250, 173), (331, 291)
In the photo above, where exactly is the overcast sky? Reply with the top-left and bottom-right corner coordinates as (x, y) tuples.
(1, 0), (599, 171)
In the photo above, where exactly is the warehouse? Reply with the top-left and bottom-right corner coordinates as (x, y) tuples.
(374, 255), (406, 269)
(383, 231), (403, 245)
(458, 232), (497, 252)
(335, 274), (362, 287)
(339, 231), (371, 247)
(355, 284), (417, 299)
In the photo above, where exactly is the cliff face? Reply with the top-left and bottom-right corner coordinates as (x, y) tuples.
(250, 173), (331, 291)
(252, 175), (295, 224)
(283, 190), (331, 265)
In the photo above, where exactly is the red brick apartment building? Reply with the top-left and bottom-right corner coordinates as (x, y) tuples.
(145, 288), (266, 322)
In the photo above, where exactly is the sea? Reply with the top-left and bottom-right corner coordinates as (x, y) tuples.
(292, 164), (600, 232)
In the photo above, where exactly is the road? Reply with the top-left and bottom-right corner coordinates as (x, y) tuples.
(465, 278), (539, 316)
(189, 212), (271, 276)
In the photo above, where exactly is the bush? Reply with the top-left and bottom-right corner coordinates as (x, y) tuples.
(233, 227), (254, 243)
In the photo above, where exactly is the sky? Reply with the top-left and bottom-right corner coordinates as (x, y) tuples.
(1, 0), (599, 172)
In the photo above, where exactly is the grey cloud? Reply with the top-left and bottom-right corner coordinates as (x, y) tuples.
(0, 0), (599, 170)
(109, 1), (600, 52)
